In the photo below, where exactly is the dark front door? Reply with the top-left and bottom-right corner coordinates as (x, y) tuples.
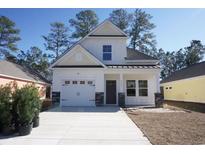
(106, 80), (116, 104)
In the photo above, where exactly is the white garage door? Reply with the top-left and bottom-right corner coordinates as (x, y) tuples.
(61, 80), (95, 106)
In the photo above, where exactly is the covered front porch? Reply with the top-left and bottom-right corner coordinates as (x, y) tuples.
(96, 68), (160, 107)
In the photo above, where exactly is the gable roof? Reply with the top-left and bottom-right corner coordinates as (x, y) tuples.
(49, 19), (127, 68)
(0, 60), (50, 84)
(161, 61), (205, 84)
(125, 48), (158, 61)
(49, 44), (106, 68)
(88, 19), (127, 37)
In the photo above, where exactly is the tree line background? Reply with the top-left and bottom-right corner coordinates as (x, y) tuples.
(0, 9), (205, 80)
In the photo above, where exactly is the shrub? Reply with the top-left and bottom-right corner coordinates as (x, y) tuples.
(33, 95), (42, 118)
(13, 84), (39, 126)
(0, 84), (13, 130)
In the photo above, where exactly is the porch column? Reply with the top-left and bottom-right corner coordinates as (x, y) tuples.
(118, 73), (125, 107)
(95, 71), (104, 106)
(119, 73), (123, 92)
(155, 73), (160, 93)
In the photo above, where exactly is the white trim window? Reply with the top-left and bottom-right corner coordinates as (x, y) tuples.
(138, 80), (148, 96)
(103, 45), (112, 60)
(126, 80), (136, 96)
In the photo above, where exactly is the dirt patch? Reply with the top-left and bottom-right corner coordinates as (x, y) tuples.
(164, 100), (205, 113)
(125, 109), (205, 145)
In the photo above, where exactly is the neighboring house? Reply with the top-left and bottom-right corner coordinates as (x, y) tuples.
(0, 60), (50, 99)
(160, 61), (205, 111)
(50, 19), (160, 107)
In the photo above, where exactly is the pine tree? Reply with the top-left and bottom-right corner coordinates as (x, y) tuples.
(69, 10), (99, 39)
(18, 46), (50, 78)
(129, 9), (156, 56)
(0, 16), (20, 58)
(109, 9), (132, 32)
(43, 22), (69, 59)
(184, 40), (205, 66)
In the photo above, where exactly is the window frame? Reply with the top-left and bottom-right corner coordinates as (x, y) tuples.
(80, 81), (85, 84)
(126, 80), (136, 96)
(87, 81), (93, 85)
(138, 80), (148, 97)
(64, 81), (70, 85)
(103, 45), (112, 61)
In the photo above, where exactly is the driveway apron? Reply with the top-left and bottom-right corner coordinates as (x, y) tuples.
(0, 107), (151, 145)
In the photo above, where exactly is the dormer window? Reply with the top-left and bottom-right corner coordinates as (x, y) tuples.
(103, 45), (112, 60)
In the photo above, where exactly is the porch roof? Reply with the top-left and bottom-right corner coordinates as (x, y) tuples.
(106, 65), (160, 69)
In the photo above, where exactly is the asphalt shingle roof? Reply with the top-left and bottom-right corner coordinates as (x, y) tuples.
(161, 61), (205, 83)
(125, 48), (158, 60)
(0, 60), (49, 84)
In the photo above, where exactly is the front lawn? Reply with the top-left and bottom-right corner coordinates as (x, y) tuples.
(125, 108), (205, 145)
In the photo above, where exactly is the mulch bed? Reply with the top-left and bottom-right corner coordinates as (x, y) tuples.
(125, 109), (205, 145)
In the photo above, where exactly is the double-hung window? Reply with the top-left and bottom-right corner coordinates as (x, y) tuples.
(126, 80), (136, 96)
(103, 45), (112, 60)
(139, 80), (148, 96)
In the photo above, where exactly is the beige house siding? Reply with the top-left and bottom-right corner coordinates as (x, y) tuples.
(161, 75), (205, 104)
(0, 75), (47, 99)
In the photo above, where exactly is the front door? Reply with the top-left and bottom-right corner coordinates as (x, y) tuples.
(106, 80), (116, 104)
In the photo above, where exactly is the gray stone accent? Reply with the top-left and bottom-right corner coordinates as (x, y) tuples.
(155, 93), (164, 107)
(52, 91), (60, 104)
(95, 92), (104, 106)
(118, 92), (125, 108)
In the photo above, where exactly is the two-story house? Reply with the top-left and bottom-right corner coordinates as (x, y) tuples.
(49, 19), (160, 107)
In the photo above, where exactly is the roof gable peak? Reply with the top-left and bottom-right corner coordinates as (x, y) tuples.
(49, 44), (106, 69)
(87, 19), (127, 37)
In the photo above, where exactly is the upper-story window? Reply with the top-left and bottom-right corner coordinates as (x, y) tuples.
(103, 45), (112, 60)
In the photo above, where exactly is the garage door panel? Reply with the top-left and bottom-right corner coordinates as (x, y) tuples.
(61, 80), (95, 106)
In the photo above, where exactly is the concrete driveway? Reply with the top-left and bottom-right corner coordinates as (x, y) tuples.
(0, 107), (151, 145)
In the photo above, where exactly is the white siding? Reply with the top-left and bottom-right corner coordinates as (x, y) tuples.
(123, 74), (158, 106)
(81, 37), (127, 64)
(52, 68), (160, 106)
(103, 70), (160, 106)
(56, 49), (99, 66)
(52, 68), (104, 93)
